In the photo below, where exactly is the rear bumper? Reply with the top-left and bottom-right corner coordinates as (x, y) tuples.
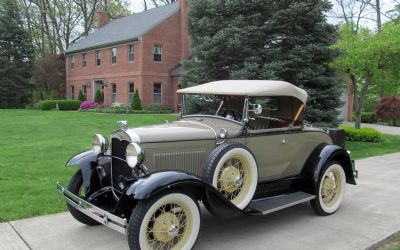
(352, 160), (358, 179)
(56, 182), (127, 235)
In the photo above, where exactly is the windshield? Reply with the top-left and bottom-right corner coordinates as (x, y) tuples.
(182, 95), (245, 122)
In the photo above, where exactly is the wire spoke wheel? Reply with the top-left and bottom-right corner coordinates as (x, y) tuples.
(217, 156), (250, 204)
(129, 193), (200, 250)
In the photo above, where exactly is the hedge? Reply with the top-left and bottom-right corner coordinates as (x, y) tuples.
(352, 112), (377, 123)
(339, 125), (382, 142)
(41, 100), (82, 110)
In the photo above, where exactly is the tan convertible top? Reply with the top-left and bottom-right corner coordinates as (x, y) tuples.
(177, 80), (308, 103)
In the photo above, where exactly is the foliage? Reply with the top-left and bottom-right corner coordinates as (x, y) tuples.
(183, 0), (342, 127)
(0, 109), (176, 221)
(32, 54), (65, 101)
(131, 90), (142, 110)
(0, 0), (34, 108)
(78, 89), (85, 101)
(41, 100), (81, 110)
(375, 96), (400, 126)
(352, 112), (377, 124)
(339, 125), (382, 142)
(94, 89), (103, 103)
(80, 101), (95, 110)
(332, 23), (400, 128)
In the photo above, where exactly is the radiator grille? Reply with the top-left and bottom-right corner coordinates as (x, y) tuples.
(154, 150), (206, 176)
(111, 138), (131, 191)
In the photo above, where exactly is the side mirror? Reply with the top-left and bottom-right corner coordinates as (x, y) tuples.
(250, 104), (262, 115)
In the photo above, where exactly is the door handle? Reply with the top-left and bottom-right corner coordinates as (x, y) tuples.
(282, 138), (287, 144)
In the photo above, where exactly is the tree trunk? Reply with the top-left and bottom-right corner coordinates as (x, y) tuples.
(376, 0), (382, 31)
(354, 72), (374, 129)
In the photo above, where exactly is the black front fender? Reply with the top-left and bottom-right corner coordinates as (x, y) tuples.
(302, 144), (356, 193)
(65, 150), (111, 193)
(125, 171), (241, 217)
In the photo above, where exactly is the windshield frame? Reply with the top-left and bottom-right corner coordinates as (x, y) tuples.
(180, 94), (248, 126)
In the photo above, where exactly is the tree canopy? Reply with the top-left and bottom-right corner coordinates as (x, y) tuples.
(0, 0), (34, 108)
(183, 0), (342, 126)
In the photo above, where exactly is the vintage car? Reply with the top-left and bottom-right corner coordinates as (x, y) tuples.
(57, 80), (357, 250)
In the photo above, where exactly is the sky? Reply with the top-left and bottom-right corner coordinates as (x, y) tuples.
(129, 0), (399, 30)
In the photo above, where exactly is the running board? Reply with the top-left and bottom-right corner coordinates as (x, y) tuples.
(246, 191), (315, 216)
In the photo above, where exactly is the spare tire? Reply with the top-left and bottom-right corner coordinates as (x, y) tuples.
(203, 142), (258, 209)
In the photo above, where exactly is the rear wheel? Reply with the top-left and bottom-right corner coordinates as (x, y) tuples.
(310, 161), (346, 216)
(128, 192), (201, 250)
(66, 169), (100, 226)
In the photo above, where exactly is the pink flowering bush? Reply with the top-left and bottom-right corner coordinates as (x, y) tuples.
(80, 101), (96, 110)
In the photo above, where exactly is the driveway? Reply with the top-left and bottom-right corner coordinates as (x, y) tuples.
(2, 152), (400, 250)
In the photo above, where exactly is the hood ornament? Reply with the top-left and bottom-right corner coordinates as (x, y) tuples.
(117, 120), (128, 131)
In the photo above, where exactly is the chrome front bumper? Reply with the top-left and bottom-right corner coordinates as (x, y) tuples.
(56, 182), (127, 235)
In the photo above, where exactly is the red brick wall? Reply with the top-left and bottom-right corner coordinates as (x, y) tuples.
(66, 0), (191, 111)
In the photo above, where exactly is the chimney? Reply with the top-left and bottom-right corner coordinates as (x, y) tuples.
(180, 0), (191, 60)
(96, 11), (109, 29)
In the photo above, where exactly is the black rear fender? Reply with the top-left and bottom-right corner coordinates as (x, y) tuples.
(302, 144), (356, 193)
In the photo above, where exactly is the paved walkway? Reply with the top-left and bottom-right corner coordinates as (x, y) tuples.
(341, 122), (400, 135)
(2, 153), (400, 250)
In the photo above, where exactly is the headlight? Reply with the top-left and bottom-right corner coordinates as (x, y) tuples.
(92, 134), (108, 155)
(126, 143), (144, 168)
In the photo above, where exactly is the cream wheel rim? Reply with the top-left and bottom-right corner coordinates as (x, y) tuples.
(144, 198), (194, 250)
(321, 168), (343, 207)
(217, 156), (252, 205)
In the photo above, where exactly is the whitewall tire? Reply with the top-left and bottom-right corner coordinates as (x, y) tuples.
(311, 162), (346, 215)
(128, 192), (200, 250)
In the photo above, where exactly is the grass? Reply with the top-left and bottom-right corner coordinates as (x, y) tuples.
(0, 109), (176, 222)
(0, 110), (399, 222)
(345, 134), (400, 160)
(377, 234), (400, 250)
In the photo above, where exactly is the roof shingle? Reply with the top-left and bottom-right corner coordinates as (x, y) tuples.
(65, 2), (180, 54)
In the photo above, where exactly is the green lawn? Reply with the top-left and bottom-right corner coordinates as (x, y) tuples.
(0, 109), (176, 222)
(0, 110), (399, 222)
(345, 134), (400, 160)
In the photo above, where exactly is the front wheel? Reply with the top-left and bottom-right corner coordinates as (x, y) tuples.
(66, 169), (100, 226)
(127, 192), (201, 250)
(310, 161), (346, 216)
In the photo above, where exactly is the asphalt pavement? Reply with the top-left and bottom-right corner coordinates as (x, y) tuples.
(1, 152), (400, 250)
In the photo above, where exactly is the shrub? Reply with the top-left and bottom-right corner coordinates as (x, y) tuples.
(94, 89), (103, 103)
(80, 101), (96, 110)
(351, 112), (377, 123)
(339, 125), (382, 142)
(375, 96), (400, 126)
(131, 90), (142, 110)
(41, 100), (81, 111)
(78, 90), (85, 102)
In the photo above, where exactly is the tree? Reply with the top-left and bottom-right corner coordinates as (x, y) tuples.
(0, 0), (34, 108)
(32, 53), (65, 100)
(131, 90), (142, 110)
(94, 89), (103, 103)
(332, 23), (400, 128)
(375, 96), (400, 126)
(78, 89), (85, 101)
(183, 0), (342, 126)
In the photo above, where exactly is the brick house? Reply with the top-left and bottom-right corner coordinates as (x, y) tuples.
(65, 0), (190, 111)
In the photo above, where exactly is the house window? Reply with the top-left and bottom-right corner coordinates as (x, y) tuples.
(111, 84), (117, 103)
(82, 53), (87, 67)
(128, 82), (134, 104)
(70, 56), (75, 69)
(153, 44), (162, 62)
(153, 83), (162, 105)
(95, 50), (101, 66)
(83, 84), (87, 100)
(70, 85), (75, 99)
(111, 47), (117, 64)
(128, 45), (134, 62)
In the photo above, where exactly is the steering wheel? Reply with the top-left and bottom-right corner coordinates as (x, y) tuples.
(223, 109), (242, 121)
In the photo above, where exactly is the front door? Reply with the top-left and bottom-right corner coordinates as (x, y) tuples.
(93, 80), (105, 101)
